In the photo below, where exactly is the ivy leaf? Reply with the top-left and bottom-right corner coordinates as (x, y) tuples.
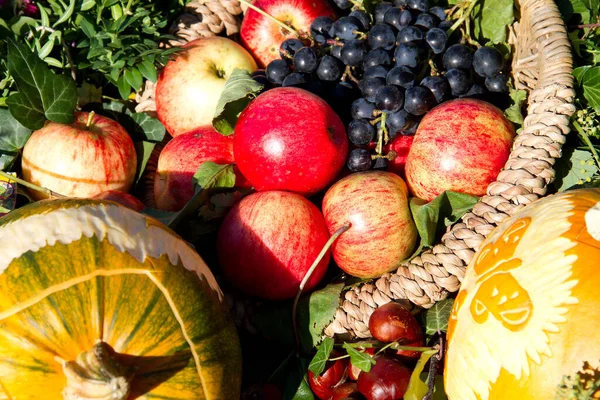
(308, 337), (334, 376)
(404, 349), (441, 400)
(212, 68), (263, 135)
(556, 0), (592, 23)
(131, 112), (166, 142)
(504, 88), (527, 127)
(193, 162), (236, 190)
(410, 191), (480, 256)
(575, 66), (600, 112)
(0, 107), (32, 170)
(342, 343), (376, 373)
(472, 0), (514, 44)
(554, 147), (598, 191)
(6, 39), (77, 130)
(424, 298), (454, 335)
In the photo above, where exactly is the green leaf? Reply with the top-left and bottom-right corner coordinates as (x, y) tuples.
(80, 0), (96, 11)
(404, 349), (441, 400)
(79, 17), (96, 38)
(117, 73), (131, 100)
(134, 140), (156, 185)
(473, 0), (514, 44)
(424, 298), (454, 335)
(409, 191), (480, 256)
(124, 68), (143, 92)
(556, 0), (592, 23)
(212, 68), (263, 135)
(342, 343), (376, 373)
(131, 112), (165, 142)
(554, 147), (598, 191)
(308, 337), (334, 376)
(6, 40), (77, 130)
(577, 67), (600, 112)
(53, 0), (76, 27)
(504, 88), (527, 126)
(0, 108), (32, 170)
(573, 66), (591, 84)
(138, 59), (157, 82)
(193, 162), (236, 190)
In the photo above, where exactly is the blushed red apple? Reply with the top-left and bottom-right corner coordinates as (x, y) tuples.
(156, 36), (257, 137)
(405, 98), (515, 202)
(154, 127), (248, 211)
(385, 135), (415, 179)
(217, 191), (331, 301)
(240, 0), (336, 67)
(322, 171), (417, 278)
(21, 112), (137, 200)
(234, 87), (348, 197)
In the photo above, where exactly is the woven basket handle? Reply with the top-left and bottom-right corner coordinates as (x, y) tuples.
(325, 0), (577, 338)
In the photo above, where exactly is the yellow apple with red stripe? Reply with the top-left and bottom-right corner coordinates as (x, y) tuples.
(405, 99), (515, 202)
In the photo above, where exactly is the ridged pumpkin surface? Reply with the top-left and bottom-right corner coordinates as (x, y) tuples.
(445, 188), (600, 400)
(0, 199), (241, 400)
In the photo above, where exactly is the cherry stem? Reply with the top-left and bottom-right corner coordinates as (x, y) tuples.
(86, 111), (95, 128)
(237, 0), (298, 36)
(0, 170), (66, 199)
(292, 222), (352, 354)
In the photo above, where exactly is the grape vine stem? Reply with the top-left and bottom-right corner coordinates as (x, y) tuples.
(447, 0), (480, 38)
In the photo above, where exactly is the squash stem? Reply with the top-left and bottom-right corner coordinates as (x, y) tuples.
(0, 170), (66, 199)
(292, 222), (351, 354)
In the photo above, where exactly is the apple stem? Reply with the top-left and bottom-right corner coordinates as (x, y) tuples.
(0, 170), (67, 199)
(237, 0), (299, 36)
(86, 111), (96, 129)
(292, 222), (351, 354)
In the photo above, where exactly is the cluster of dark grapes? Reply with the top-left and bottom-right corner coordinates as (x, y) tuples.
(257, 0), (510, 172)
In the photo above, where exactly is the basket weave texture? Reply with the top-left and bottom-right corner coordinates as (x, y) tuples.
(135, 0), (576, 339)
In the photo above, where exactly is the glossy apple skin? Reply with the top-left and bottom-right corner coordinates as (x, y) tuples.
(385, 135), (414, 179)
(91, 190), (145, 212)
(156, 36), (257, 136)
(22, 112), (137, 200)
(240, 0), (336, 67)
(217, 191), (331, 300)
(154, 127), (249, 211)
(322, 171), (418, 278)
(405, 98), (515, 202)
(234, 87), (348, 197)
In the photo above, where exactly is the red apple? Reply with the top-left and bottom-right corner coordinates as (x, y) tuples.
(356, 355), (412, 400)
(405, 98), (515, 202)
(217, 191), (330, 300)
(234, 87), (348, 197)
(153, 127), (248, 211)
(92, 190), (145, 212)
(21, 112), (137, 200)
(240, 0), (336, 67)
(322, 171), (417, 278)
(384, 135), (414, 179)
(156, 36), (257, 137)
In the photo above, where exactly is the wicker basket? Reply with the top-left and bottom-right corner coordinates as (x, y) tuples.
(136, 0), (576, 339)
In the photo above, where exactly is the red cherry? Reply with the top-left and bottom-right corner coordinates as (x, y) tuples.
(308, 358), (349, 400)
(356, 355), (412, 400)
(368, 302), (424, 359)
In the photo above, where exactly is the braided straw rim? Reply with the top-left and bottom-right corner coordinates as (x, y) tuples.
(325, 0), (577, 338)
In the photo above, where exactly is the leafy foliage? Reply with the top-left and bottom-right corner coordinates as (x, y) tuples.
(424, 298), (455, 335)
(308, 337), (334, 376)
(0, 107), (31, 170)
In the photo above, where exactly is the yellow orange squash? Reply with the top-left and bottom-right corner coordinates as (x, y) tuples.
(445, 188), (600, 400)
(0, 198), (241, 400)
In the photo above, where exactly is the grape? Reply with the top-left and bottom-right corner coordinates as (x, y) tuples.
(310, 16), (335, 44)
(341, 40), (368, 66)
(349, 10), (371, 30)
(463, 83), (487, 97)
(375, 2), (394, 23)
(282, 72), (307, 87)
(363, 49), (393, 69)
(368, 24), (396, 50)
(414, 13), (438, 30)
(266, 59), (290, 84)
(363, 65), (390, 80)
(443, 44), (474, 70)
(386, 109), (411, 134)
(445, 68), (472, 96)
(351, 98), (376, 119)
(394, 42), (422, 69)
(438, 19), (453, 30)
(396, 26), (424, 43)
(373, 157), (389, 170)
(473, 46), (505, 78)
(383, 7), (403, 30)
(429, 6), (447, 21)
(421, 75), (451, 103)
(375, 85), (404, 112)
(293, 47), (318, 73)
(279, 38), (305, 59)
(333, 0), (352, 10)
(404, 85), (436, 115)
(316, 55), (343, 81)
(251, 69), (266, 78)
(335, 16), (363, 41)
(387, 66), (416, 89)
(485, 74), (509, 92)
(399, 9), (415, 27)
(252, 75), (270, 88)
(348, 119), (376, 146)
(331, 45), (343, 60)
(394, 0), (408, 7)
(359, 77), (386, 101)
(408, 0), (429, 12)
(425, 27), (447, 54)
(302, 79), (326, 97)
(347, 148), (373, 171)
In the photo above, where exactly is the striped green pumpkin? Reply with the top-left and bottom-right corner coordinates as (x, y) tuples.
(0, 198), (241, 400)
